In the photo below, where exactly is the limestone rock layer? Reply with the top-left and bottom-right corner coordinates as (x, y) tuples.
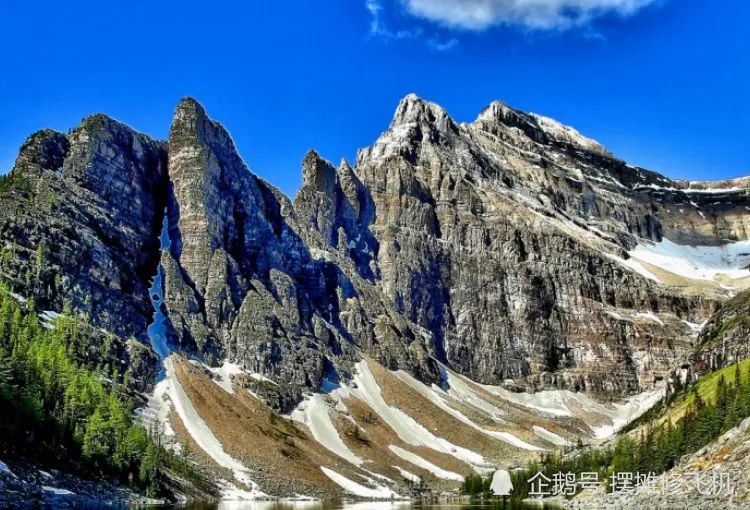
(2, 95), (748, 406)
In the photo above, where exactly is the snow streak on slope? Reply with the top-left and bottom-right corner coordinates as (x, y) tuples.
(479, 379), (667, 440)
(533, 426), (571, 446)
(320, 467), (400, 499)
(290, 394), (364, 466)
(388, 446), (464, 482)
(164, 357), (265, 498)
(392, 465), (420, 483)
(207, 362), (245, 394)
(345, 360), (486, 466)
(629, 238), (750, 282)
(393, 369), (544, 451)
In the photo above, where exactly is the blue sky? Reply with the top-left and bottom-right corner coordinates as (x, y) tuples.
(0, 0), (747, 197)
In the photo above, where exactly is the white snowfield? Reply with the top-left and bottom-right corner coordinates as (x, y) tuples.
(163, 356), (266, 500)
(628, 238), (750, 283)
(290, 394), (364, 466)
(394, 368), (544, 451)
(388, 445), (464, 482)
(207, 362), (246, 394)
(533, 426), (572, 446)
(392, 465), (420, 483)
(207, 361), (277, 395)
(320, 467), (400, 499)
(344, 360), (486, 466)
(140, 373), (177, 442)
(479, 379), (666, 440)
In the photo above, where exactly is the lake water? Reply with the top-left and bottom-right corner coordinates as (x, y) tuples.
(149, 501), (560, 510)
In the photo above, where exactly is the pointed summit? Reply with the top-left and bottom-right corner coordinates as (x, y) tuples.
(390, 93), (455, 131)
(301, 150), (338, 192)
(339, 157), (352, 172)
(170, 97), (212, 145)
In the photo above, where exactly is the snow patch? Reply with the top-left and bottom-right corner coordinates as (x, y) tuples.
(392, 465), (421, 483)
(388, 446), (464, 482)
(479, 384), (573, 418)
(42, 486), (75, 496)
(605, 253), (661, 283)
(633, 311), (664, 325)
(139, 373), (177, 443)
(440, 368), (506, 421)
(682, 319), (708, 334)
(479, 380), (666, 440)
(586, 385), (667, 439)
(290, 394), (364, 466)
(530, 113), (605, 153)
(533, 426), (571, 446)
(8, 292), (26, 303)
(347, 361), (486, 466)
(393, 369), (541, 450)
(320, 467), (400, 499)
(207, 361), (246, 395)
(628, 238), (750, 282)
(164, 357), (266, 499)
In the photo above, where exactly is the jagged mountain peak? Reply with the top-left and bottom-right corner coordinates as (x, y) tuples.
(174, 96), (207, 116)
(171, 96), (208, 136)
(301, 149), (337, 190)
(338, 156), (352, 172)
(169, 96), (240, 159)
(390, 93), (456, 129)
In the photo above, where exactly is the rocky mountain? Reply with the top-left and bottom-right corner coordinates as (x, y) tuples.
(0, 115), (165, 390)
(2, 94), (750, 500)
(695, 289), (750, 373)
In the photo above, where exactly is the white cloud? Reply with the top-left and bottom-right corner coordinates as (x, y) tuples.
(401, 0), (660, 30)
(367, 0), (423, 39)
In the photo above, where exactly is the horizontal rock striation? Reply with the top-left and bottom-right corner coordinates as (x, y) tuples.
(2, 94), (748, 407)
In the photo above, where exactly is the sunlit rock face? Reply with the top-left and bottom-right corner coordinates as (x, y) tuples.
(160, 94), (749, 404)
(3, 94), (749, 408)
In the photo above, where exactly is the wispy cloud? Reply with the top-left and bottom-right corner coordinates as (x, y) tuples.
(366, 0), (422, 39)
(366, 0), (455, 49)
(401, 0), (660, 31)
(426, 37), (459, 52)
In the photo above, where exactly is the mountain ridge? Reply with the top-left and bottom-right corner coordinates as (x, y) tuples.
(3, 93), (750, 501)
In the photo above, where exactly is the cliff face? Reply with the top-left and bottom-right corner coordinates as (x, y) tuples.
(291, 95), (735, 397)
(694, 289), (750, 374)
(5, 94), (750, 498)
(161, 99), (362, 409)
(2, 94), (748, 405)
(0, 116), (166, 389)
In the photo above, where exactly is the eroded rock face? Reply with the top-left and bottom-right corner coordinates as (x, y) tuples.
(161, 99), (360, 409)
(694, 290), (750, 374)
(3, 94), (748, 407)
(333, 95), (723, 394)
